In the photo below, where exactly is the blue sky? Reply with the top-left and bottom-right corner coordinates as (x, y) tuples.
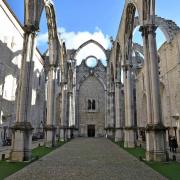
(6, 0), (180, 59)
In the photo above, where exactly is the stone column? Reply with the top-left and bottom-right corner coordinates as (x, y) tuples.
(115, 81), (123, 142)
(60, 83), (68, 141)
(67, 91), (73, 139)
(44, 66), (56, 147)
(75, 90), (80, 136)
(10, 28), (35, 161)
(140, 25), (166, 161)
(106, 64), (111, 135)
(123, 65), (135, 148)
(140, 26), (154, 160)
(108, 91), (115, 137)
(104, 90), (108, 131)
(147, 25), (166, 161)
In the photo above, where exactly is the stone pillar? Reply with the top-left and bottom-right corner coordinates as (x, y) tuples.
(148, 25), (166, 161)
(68, 92), (73, 127)
(60, 84), (68, 141)
(106, 64), (111, 133)
(104, 90), (108, 129)
(44, 66), (56, 147)
(123, 65), (135, 148)
(140, 26), (154, 160)
(108, 91), (115, 137)
(10, 29), (35, 161)
(140, 25), (166, 161)
(115, 81), (123, 142)
(75, 90), (80, 136)
(67, 91), (73, 139)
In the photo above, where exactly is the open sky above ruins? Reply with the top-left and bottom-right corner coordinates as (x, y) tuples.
(6, 0), (180, 64)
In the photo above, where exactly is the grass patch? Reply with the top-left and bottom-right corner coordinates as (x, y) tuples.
(0, 161), (27, 180)
(0, 141), (66, 179)
(114, 140), (180, 180)
(32, 141), (65, 159)
(115, 141), (145, 159)
(146, 161), (180, 180)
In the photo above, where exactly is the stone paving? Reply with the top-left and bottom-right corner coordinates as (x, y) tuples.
(6, 138), (167, 180)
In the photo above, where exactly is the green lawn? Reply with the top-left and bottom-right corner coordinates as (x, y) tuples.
(0, 141), (66, 179)
(146, 162), (180, 180)
(32, 141), (65, 159)
(0, 161), (27, 180)
(115, 141), (180, 180)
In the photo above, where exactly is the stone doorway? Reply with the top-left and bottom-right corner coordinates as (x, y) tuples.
(88, 125), (95, 137)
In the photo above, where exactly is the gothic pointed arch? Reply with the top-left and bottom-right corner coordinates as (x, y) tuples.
(77, 73), (106, 91)
(44, 0), (60, 66)
(73, 39), (108, 60)
(115, 42), (122, 81)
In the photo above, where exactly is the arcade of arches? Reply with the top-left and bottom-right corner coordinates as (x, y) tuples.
(0, 0), (180, 162)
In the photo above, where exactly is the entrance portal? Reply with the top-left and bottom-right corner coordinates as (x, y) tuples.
(88, 125), (95, 137)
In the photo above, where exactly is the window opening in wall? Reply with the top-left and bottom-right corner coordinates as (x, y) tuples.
(92, 99), (96, 110)
(87, 99), (96, 111)
(88, 99), (91, 110)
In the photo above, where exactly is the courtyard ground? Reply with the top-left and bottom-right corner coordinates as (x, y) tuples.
(5, 138), (166, 180)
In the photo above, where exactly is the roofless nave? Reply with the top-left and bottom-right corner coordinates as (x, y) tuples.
(0, 0), (180, 162)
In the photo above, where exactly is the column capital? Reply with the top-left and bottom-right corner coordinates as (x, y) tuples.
(23, 25), (38, 34)
(139, 25), (157, 37)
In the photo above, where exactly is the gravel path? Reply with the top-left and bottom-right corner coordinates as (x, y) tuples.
(6, 138), (167, 180)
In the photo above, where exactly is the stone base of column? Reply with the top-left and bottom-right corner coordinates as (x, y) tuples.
(146, 124), (166, 161)
(106, 128), (114, 138)
(67, 128), (71, 139)
(60, 128), (65, 141)
(10, 122), (33, 161)
(44, 125), (56, 147)
(115, 128), (124, 142)
(124, 127), (135, 148)
(73, 128), (79, 138)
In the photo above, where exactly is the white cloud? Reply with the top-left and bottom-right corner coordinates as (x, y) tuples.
(37, 27), (111, 65)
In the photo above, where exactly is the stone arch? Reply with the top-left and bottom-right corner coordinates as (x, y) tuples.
(124, 3), (137, 65)
(114, 42), (122, 81)
(73, 39), (107, 60)
(44, 0), (60, 66)
(125, 1), (142, 22)
(85, 55), (98, 61)
(134, 16), (180, 42)
(25, 0), (60, 65)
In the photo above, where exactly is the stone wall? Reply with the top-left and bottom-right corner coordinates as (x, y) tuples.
(78, 75), (105, 137)
(76, 60), (107, 137)
(158, 32), (180, 144)
(0, 1), (45, 145)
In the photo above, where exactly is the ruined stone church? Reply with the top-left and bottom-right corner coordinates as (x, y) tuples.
(0, 0), (180, 162)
